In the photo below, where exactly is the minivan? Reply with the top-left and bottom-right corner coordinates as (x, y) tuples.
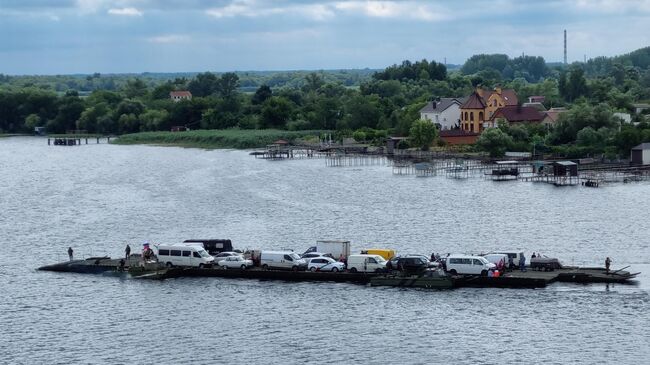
(183, 239), (233, 255)
(347, 254), (387, 273)
(486, 251), (524, 269)
(445, 255), (496, 276)
(155, 244), (215, 268)
(260, 251), (307, 271)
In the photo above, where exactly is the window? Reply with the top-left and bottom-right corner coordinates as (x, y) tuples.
(470, 112), (474, 121)
(171, 250), (181, 256)
(159, 249), (169, 256)
(479, 112), (484, 121)
(193, 252), (201, 258)
(450, 258), (460, 264)
(462, 259), (472, 265)
(464, 112), (468, 120)
(470, 124), (474, 132)
(284, 255), (294, 261)
(182, 251), (191, 257)
(473, 259), (483, 265)
(367, 258), (377, 264)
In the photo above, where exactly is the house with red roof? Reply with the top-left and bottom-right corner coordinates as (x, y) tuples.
(460, 87), (519, 134)
(487, 105), (545, 128)
(170, 90), (192, 102)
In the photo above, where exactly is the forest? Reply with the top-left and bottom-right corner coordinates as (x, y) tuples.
(1, 46), (650, 158)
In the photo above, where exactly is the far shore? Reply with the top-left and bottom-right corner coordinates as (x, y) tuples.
(110, 129), (330, 149)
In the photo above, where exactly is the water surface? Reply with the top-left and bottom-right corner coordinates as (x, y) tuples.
(1, 137), (648, 364)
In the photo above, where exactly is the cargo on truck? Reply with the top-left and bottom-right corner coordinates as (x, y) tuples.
(303, 240), (351, 261)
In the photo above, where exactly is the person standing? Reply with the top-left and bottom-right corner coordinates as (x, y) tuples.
(519, 254), (526, 272)
(125, 244), (131, 259)
(605, 257), (612, 273)
(67, 247), (74, 261)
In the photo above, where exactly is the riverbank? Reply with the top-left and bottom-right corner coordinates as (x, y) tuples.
(111, 129), (329, 149)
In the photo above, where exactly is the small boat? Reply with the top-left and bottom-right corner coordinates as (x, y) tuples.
(128, 263), (179, 280)
(370, 269), (454, 289)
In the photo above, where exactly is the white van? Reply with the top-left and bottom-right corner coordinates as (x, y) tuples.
(445, 255), (495, 276)
(347, 254), (386, 273)
(155, 244), (215, 268)
(483, 253), (508, 268)
(486, 251), (524, 269)
(260, 251), (307, 271)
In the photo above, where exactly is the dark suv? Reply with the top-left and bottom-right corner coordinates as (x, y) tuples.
(396, 257), (429, 271)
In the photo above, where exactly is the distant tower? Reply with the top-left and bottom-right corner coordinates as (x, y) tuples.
(564, 29), (566, 65)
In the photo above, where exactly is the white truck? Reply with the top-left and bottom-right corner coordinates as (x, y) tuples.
(303, 240), (351, 261)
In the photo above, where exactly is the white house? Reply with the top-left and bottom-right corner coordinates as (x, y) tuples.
(631, 143), (650, 165)
(419, 97), (466, 130)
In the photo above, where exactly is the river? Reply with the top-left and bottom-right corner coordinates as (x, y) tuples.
(1, 136), (649, 364)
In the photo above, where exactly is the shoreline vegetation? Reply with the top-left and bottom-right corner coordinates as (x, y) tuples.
(111, 129), (329, 149)
(2, 47), (650, 158)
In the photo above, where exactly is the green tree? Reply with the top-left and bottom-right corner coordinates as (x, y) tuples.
(476, 128), (514, 157)
(217, 72), (239, 98)
(260, 96), (294, 128)
(252, 85), (272, 105)
(409, 119), (438, 150)
(24, 113), (42, 131)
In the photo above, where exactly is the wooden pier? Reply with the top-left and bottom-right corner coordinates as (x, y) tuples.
(48, 136), (112, 146)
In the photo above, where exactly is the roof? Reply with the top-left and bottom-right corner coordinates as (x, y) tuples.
(522, 102), (547, 111)
(554, 161), (577, 166)
(544, 108), (568, 123)
(461, 91), (486, 109)
(490, 105), (545, 122)
(632, 143), (650, 150)
(170, 91), (192, 97)
(419, 98), (466, 114)
(477, 88), (519, 106)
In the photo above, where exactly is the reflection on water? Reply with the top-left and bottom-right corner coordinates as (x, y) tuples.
(1, 137), (649, 364)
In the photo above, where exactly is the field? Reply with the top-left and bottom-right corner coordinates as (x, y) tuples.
(111, 129), (328, 149)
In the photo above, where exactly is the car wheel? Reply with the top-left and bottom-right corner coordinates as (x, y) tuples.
(449, 269), (457, 275)
(240, 265), (246, 270)
(198, 264), (204, 269)
(350, 267), (357, 273)
(292, 266), (299, 272)
(332, 267), (339, 272)
(481, 270), (488, 277)
(309, 267), (317, 272)
(166, 262), (173, 268)
(262, 264), (269, 270)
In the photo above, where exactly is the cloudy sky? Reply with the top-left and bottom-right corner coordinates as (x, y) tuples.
(1, 0), (649, 75)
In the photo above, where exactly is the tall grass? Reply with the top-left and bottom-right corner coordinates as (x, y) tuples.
(111, 129), (329, 149)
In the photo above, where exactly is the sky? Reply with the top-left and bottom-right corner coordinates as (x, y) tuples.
(1, 0), (649, 75)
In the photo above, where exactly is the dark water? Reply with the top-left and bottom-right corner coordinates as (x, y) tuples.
(1, 137), (649, 364)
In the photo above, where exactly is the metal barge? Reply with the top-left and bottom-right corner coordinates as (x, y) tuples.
(38, 257), (639, 288)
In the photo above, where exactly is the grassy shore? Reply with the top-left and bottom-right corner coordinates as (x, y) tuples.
(111, 129), (329, 149)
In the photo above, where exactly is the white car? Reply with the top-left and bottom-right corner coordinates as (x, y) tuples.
(307, 257), (346, 272)
(301, 252), (332, 260)
(213, 251), (241, 263)
(218, 255), (254, 270)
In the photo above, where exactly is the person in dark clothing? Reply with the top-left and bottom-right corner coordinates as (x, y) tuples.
(125, 244), (131, 259)
(67, 247), (73, 261)
(519, 255), (526, 272)
(431, 253), (436, 262)
(605, 257), (612, 273)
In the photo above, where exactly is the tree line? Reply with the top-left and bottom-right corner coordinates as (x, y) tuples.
(1, 47), (650, 158)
